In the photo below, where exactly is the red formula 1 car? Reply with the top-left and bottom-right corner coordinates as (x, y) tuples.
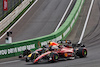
(25, 40), (87, 63)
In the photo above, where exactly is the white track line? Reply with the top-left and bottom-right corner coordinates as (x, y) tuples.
(0, 0), (38, 40)
(0, 60), (20, 65)
(54, 0), (73, 32)
(78, 0), (94, 44)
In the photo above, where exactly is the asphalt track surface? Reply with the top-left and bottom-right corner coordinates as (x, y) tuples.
(0, 0), (74, 44)
(1, 0), (100, 67)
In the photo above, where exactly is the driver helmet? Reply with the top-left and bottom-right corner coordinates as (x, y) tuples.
(67, 41), (72, 48)
(48, 41), (59, 46)
(48, 41), (52, 45)
(68, 41), (71, 44)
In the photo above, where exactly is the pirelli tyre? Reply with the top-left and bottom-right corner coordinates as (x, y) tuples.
(76, 48), (87, 58)
(49, 53), (59, 62)
(26, 57), (30, 62)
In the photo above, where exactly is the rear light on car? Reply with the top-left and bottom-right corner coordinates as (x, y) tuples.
(64, 53), (68, 57)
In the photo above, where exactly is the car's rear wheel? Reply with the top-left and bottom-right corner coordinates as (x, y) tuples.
(76, 48), (87, 58)
(26, 57), (30, 62)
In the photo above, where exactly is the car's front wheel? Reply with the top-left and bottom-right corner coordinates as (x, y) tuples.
(49, 53), (59, 62)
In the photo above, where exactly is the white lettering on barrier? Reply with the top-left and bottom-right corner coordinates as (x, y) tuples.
(41, 41), (48, 47)
(8, 49), (14, 54)
(21, 46), (26, 51)
(18, 47), (22, 52)
(13, 48), (17, 53)
(8, 48), (17, 54)
(0, 50), (7, 55)
(17, 46), (26, 52)
(27, 44), (35, 50)
(0, 44), (35, 55)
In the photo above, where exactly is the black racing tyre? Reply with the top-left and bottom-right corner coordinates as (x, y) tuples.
(23, 49), (31, 57)
(50, 53), (59, 62)
(76, 48), (87, 58)
(26, 57), (29, 62)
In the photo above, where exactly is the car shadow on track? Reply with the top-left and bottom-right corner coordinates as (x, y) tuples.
(25, 59), (73, 65)
(25, 57), (88, 65)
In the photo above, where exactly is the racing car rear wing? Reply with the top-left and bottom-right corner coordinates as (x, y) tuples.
(57, 40), (85, 47)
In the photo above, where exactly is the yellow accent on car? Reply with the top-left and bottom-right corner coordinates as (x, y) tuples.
(64, 53), (68, 57)
(28, 53), (32, 57)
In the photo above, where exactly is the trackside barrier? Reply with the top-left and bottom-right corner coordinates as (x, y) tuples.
(0, 0), (84, 59)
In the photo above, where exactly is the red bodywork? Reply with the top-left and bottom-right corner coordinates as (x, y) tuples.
(56, 47), (74, 53)
(35, 48), (43, 52)
(34, 51), (51, 63)
(56, 47), (74, 57)
(33, 47), (74, 63)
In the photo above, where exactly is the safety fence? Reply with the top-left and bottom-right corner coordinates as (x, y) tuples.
(0, 0), (85, 59)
